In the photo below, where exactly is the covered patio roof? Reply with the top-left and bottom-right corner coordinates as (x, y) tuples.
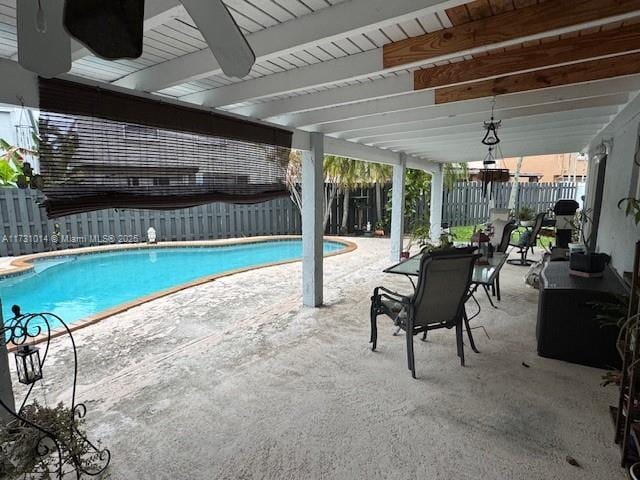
(0, 0), (639, 166)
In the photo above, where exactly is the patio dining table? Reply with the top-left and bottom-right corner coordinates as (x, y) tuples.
(384, 252), (508, 309)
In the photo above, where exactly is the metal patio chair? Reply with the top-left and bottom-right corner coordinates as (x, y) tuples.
(507, 212), (546, 266)
(370, 250), (479, 378)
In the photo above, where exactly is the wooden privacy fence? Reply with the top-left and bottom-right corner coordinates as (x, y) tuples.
(443, 181), (577, 227)
(0, 188), (301, 257)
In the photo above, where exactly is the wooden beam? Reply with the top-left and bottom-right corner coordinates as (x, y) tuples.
(415, 24), (640, 90)
(434, 52), (640, 103)
(383, 0), (640, 69)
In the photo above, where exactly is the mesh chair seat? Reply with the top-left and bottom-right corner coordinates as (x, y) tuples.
(370, 250), (479, 378)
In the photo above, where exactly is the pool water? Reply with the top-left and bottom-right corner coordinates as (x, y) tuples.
(0, 240), (345, 331)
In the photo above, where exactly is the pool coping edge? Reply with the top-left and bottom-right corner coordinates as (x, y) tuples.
(2, 235), (357, 350)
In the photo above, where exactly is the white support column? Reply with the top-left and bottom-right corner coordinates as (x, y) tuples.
(430, 163), (444, 242)
(302, 132), (324, 307)
(0, 302), (15, 423)
(390, 154), (406, 261)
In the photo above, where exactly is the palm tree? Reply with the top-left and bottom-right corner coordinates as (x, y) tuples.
(364, 162), (392, 225)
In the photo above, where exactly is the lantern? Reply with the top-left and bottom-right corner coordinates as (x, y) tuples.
(15, 344), (43, 385)
(471, 230), (491, 265)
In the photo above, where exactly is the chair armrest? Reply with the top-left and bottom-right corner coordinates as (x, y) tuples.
(373, 286), (411, 304)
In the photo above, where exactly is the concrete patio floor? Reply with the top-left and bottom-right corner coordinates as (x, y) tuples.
(10, 237), (622, 480)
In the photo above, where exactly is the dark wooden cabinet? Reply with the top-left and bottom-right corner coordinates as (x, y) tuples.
(536, 260), (627, 370)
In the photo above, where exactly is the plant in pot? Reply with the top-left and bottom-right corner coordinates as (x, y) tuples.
(516, 207), (535, 227)
(0, 401), (107, 479)
(374, 220), (386, 237)
(401, 220), (430, 260)
(568, 208), (610, 276)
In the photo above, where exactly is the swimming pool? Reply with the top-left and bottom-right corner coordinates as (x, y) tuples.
(0, 239), (349, 333)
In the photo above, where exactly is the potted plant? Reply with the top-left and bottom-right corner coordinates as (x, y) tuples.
(401, 220), (430, 260)
(517, 207), (535, 227)
(568, 208), (610, 276)
(0, 401), (107, 479)
(374, 220), (386, 237)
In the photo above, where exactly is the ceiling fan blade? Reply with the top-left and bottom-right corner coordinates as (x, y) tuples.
(181, 0), (255, 79)
(17, 0), (71, 78)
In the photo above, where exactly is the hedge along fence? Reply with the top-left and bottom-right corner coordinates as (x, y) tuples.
(0, 188), (301, 257)
(442, 181), (578, 227)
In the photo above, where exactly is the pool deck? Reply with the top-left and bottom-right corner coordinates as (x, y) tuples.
(6, 237), (623, 480)
(0, 236), (356, 348)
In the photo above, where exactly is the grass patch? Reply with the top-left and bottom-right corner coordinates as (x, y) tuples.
(451, 224), (552, 248)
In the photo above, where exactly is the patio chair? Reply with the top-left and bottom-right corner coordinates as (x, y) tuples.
(507, 212), (546, 266)
(370, 250), (479, 378)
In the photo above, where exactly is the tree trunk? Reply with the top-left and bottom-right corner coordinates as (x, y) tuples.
(508, 156), (524, 210)
(341, 188), (350, 233)
(376, 183), (383, 224)
(323, 184), (337, 232)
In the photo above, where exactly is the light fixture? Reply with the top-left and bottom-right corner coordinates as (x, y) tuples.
(14, 344), (43, 385)
(479, 98), (509, 198)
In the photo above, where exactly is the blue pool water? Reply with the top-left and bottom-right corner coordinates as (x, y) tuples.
(0, 240), (345, 331)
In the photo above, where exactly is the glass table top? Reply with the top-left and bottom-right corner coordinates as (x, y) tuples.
(384, 252), (507, 286)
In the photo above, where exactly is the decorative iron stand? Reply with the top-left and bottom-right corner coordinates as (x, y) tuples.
(0, 305), (111, 479)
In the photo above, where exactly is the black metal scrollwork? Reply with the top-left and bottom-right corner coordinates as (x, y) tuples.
(0, 306), (110, 479)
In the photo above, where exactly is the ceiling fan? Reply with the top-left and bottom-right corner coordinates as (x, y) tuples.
(17, 0), (256, 80)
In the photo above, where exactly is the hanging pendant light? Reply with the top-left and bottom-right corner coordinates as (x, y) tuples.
(479, 98), (509, 198)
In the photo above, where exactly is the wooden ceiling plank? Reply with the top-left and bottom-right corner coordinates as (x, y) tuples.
(489, 0), (515, 14)
(466, 0), (494, 20)
(384, 0), (640, 69)
(415, 24), (640, 90)
(444, 5), (472, 25)
(434, 52), (640, 103)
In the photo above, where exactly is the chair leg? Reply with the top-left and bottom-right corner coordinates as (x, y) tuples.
(406, 330), (416, 378)
(421, 330), (428, 342)
(482, 284), (498, 309)
(495, 275), (501, 302)
(463, 310), (480, 354)
(370, 302), (378, 351)
(456, 320), (465, 367)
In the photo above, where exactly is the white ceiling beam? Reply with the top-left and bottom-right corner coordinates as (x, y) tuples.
(276, 88), (436, 127)
(230, 73), (414, 119)
(414, 138), (591, 162)
(113, 0), (467, 92)
(314, 76), (640, 135)
(343, 96), (627, 140)
(181, 7), (640, 108)
(288, 76), (640, 129)
(405, 133), (593, 154)
(394, 128), (602, 152)
(373, 119), (612, 149)
(354, 105), (620, 144)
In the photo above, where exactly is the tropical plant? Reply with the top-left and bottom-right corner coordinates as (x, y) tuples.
(286, 152), (365, 231)
(364, 162), (392, 224)
(0, 138), (33, 187)
(570, 208), (595, 248)
(618, 197), (640, 225)
(517, 206), (535, 222)
(38, 118), (79, 184)
(325, 156), (368, 233)
(0, 401), (106, 479)
(442, 162), (468, 191)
